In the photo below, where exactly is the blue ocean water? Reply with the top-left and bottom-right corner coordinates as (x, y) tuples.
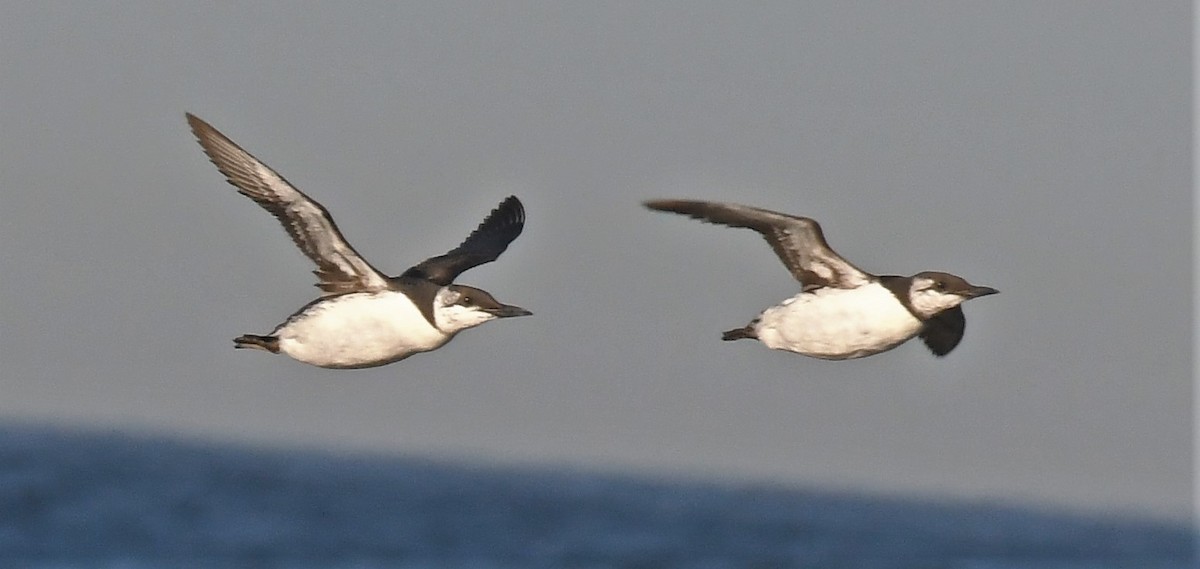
(0, 424), (1190, 568)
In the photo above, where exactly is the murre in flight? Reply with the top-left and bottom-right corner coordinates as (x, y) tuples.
(644, 199), (997, 359)
(187, 113), (531, 369)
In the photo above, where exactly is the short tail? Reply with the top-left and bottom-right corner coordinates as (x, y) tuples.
(234, 334), (280, 353)
(721, 326), (757, 341)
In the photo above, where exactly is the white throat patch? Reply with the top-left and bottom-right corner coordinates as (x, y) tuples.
(908, 277), (967, 318)
(433, 287), (498, 334)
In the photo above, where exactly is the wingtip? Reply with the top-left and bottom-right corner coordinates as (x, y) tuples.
(928, 340), (959, 357)
(643, 198), (683, 212)
(185, 113), (218, 141)
(491, 195), (525, 225)
(503, 194), (524, 213)
(643, 199), (725, 222)
(184, 112), (204, 129)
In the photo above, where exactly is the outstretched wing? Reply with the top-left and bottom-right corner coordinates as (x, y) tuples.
(644, 199), (871, 290)
(918, 306), (966, 356)
(401, 196), (525, 286)
(187, 113), (390, 295)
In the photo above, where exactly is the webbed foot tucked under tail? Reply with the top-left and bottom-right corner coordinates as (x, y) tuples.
(722, 326), (757, 341)
(234, 334), (280, 353)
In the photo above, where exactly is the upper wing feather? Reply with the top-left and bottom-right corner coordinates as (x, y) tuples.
(187, 113), (390, 295)
(402, 196), (525, 286)
(643, 199), (870, 290)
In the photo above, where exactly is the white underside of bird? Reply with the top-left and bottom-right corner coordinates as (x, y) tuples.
(271, 291), (452, 369)
(754, 283), (923, 360)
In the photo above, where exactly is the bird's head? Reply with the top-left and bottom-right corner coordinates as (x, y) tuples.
(434, 284), (532, 333)
(908, 271), (998, 318)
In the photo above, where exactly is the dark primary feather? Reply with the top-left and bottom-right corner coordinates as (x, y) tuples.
(402, 196), (525, 286)
(918, 306), (966, 356)
(186, 113), (390, 295)
(643, 199), (870, 290)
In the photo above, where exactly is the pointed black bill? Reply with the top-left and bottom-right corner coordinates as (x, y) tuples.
(488, 304), (532, 318)
(966, 285), (999, 298)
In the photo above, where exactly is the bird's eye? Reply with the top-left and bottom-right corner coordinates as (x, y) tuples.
(460, 296), (472, 305)
(934, 281), (946, 291)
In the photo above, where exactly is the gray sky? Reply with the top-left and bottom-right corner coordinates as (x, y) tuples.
(0, 2), (1190, 522)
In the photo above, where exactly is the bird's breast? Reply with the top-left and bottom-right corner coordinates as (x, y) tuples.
(274, 291), (450, 368)
(755, 283), (922, 359)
